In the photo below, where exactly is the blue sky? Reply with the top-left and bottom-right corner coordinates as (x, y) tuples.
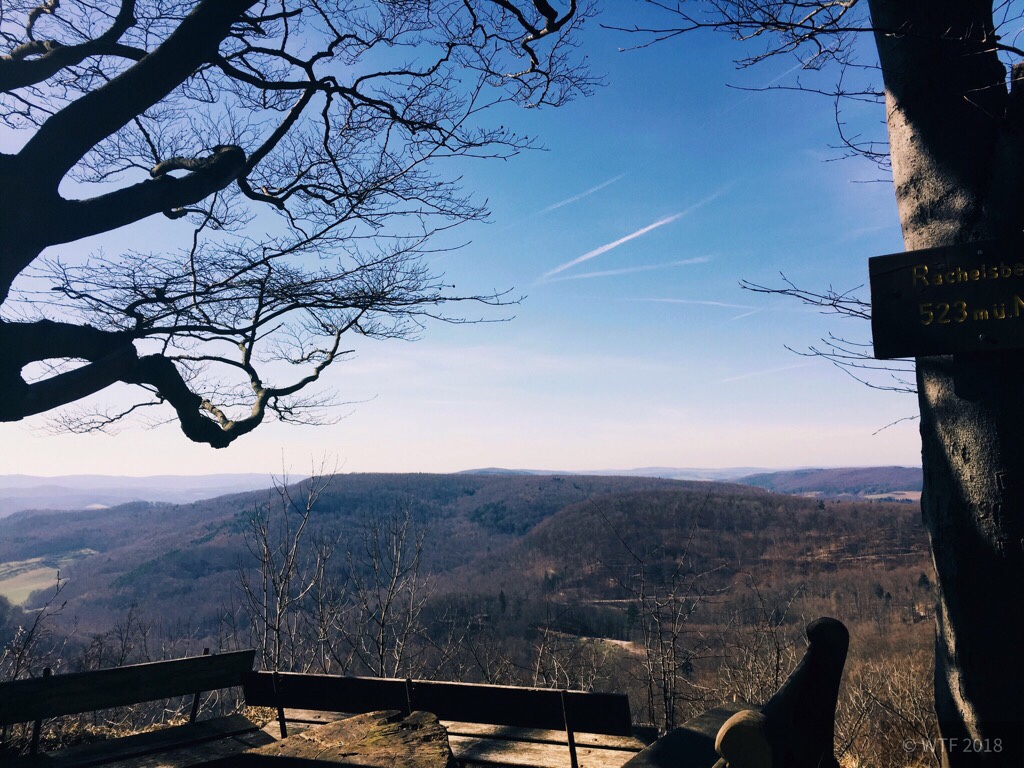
(0, 6), (922, 476)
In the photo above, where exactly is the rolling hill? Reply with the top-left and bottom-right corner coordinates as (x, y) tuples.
(0, 472), (929, 646)
(735, 466), (922, 498)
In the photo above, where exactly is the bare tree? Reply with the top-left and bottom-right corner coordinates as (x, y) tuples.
(0, 575), (67, 684)
(0, 576), (68, 754)
(237, 475), (444, 678)
(448, 621), (520, 685)
(0, 1), (595, 447)
(77, 602), (153, 671)
(237, 473), (335, 672)
(626, 2), (1024, 762)
(344, 507), (433, 678)
(527, 604), (612, 692)
(839, 649), (942, 768)
(595, 500), (724, 732)
(717, 576), (804, 708)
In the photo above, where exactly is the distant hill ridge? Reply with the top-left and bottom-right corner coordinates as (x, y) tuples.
(0, 473), (282, 517)
(460, 466), (771, 481)
(460, 466), (923, 496)
(0, 466), (924, 517)
(737, 466), (922, 496)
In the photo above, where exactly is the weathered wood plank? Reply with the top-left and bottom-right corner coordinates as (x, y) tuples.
(3, 714), (268, 768)
(280, 710), (343, 725)
(257, 710), (345, 739)
(0, 652), (256, 725)
(87, 729), (274, 768)
(447, 734), (637, 768)
(196, 710), (453, 768)
(441, 723), (646, 752)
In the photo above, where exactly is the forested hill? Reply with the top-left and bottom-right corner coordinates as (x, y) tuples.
(736, 466), (922, 497)
(0, 474), (695, 626)
(0, 473), (926, 639)
(437, 484), (924, 602)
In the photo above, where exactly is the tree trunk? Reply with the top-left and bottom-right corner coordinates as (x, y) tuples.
(869, 1), (1024, 764)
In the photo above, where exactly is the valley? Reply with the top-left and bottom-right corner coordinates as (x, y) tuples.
(0, 470), (935, 765)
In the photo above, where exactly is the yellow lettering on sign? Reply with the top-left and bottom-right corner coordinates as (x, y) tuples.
(912, 265), (929, 286)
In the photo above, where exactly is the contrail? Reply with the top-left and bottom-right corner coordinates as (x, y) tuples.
(546, 257), (710, 282)
(709, 59), (808, 124)
(543, 213), (684, 279)
(636, 298), (752, 310)
(721, 363), (809, 383)
(541, 174), (627, 214)
(541, 188), (728, 280)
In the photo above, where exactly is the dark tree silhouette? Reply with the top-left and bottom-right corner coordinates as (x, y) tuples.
(0, 1), (593, 446)
(629, 1), (1024, 764)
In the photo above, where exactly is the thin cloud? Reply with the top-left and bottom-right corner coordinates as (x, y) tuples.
(543, 213), (684, 279)
(730, 309), (763, 321)
(710, 59), (807, 124)
(636, 298), (753, 310)
(540, 174), (627, 214)
(541, 187), (727, 280)
(545, 257), (710, 283)
(720, 363), (810, 383)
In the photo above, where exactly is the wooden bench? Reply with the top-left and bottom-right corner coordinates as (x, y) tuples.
(0, 653), (635, 767)
(243, 672), (636, 768)
(0, 649), (269, 767)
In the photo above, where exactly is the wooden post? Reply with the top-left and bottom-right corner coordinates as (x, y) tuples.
(405, 679), (415, 716)
(189, 648), (211, 724)
(560, 690), (579, 768)
(272, 671), (288, 738)
(29, 668), (52, 754)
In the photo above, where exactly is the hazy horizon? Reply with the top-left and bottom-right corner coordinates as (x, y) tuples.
(0, 463), (925, 480)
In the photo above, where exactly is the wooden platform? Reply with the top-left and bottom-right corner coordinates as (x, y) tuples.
(4, 710), (645, 768)
(195, 710), (452, 768)
(5, 714), (275, 768)
(272, 710), (647, 768)
(445, 721), (646, 768)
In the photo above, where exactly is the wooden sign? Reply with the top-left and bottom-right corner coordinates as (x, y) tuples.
(869, 239), (1024, 359)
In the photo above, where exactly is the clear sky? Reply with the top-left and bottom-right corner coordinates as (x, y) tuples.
(0, 5), (922, 477)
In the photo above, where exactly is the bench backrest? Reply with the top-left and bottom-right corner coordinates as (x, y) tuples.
(0, 649), (256, 726)
(243, 672), (633, 736)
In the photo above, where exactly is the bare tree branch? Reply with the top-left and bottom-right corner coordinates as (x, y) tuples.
(0, 1), (595, 446)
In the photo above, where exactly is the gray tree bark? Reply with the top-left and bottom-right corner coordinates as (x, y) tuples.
(869, 1), (1024, 764)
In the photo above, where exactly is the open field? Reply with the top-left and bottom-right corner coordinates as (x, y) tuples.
(865, 491), (922, 502)
(0, 549), (96, 604)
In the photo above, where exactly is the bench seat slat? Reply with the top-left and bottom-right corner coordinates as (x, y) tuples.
(442, 722), (647, 751)
(0, 651), (256, 726)
(447, 734), (638, 768)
